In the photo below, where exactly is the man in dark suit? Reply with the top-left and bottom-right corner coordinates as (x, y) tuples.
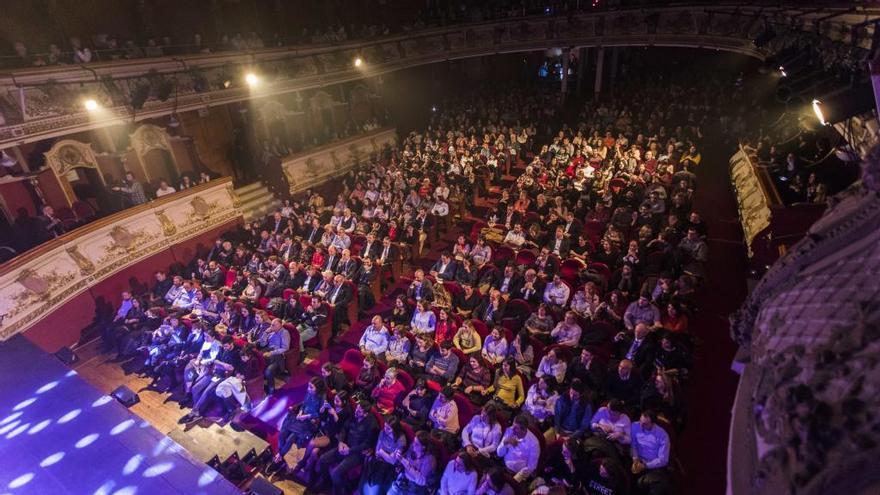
(277, 237), (298, 263)
(353, 257), (377, 311)
(612, 323), (656, 377)
(429, 252), (458, 281)
(326, 274), (353, 338)
(200, 260), (225, 290)
(474, 289), (505, 326)
(287, 261), (306, 291)
(305, 218), (322, 245)
(323, 246), (340, 273)
(492, 263), (522, 297)
(266, 210), (285, 236)
(546, 227), (571, 259)
(509, 268), (545, 305)
(452, 283), (481, 317)
(300, 266), (323, 294)
(377, 236), (399, 283)
(36, 205), (65, 242)
(606, 359), (643, 413)
(360, 233), (381, 260)
(561, 211), (582, 239)
(335, 249), (359, 280)
(263, 256), (290, 297)
(407, 269), (435, 303)
(534, 247), (559, 277)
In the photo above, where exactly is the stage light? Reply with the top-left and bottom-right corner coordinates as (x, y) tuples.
(111, 419), (135, 436)
(58, 408), (81, 424)
(0, 419), (22, 435)
(812, 82), (875, 126)
(6, 422), (31, 439)
(92, 395), (113, 407)
(778, 66), (787, 78)
(27, 419), (52, 434)
(123, 454), (144, 475)
(8, 472), (34, 489)
(40, 451), (65, 467)
(245, 72), (259, 87)
(222, 79), (232, 89)
(14, 397), (36, 410)
(0, 411), (22, 425)
(812, 99), (827, 125)
(36, 380), (58, 394)
(75, 432), (99, 448)
(143, 461), (175, 477)
(354, 57), (363, 67)
(84, 99), (99, 112)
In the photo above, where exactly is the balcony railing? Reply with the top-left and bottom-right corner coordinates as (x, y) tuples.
(0, 4), (799, 147)
(0, 177), (242, 340)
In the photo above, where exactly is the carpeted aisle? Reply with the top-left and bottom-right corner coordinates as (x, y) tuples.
(677, 132), (747, 495)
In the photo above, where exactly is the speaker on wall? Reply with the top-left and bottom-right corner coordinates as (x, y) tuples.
(248, 476), (283, 495)
(111, 385), (140, 408)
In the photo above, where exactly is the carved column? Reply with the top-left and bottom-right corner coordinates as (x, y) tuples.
(561, 48), (570, 101)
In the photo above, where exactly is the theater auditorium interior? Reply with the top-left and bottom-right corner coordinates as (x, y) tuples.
(0, 1), (878, 495)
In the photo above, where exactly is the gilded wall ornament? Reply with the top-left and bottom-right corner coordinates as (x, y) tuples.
(155, 210), (177, 236)
(65, 245), (95, 275)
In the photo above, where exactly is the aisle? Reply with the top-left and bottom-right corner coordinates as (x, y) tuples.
(677, 134), (747, 495)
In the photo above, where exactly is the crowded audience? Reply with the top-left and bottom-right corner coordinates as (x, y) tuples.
(97, 71), (719, 495)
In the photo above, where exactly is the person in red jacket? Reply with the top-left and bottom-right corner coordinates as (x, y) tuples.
(371, 367), (406, 414)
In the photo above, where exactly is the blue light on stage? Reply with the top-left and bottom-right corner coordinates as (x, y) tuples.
(40, 451), (65, 467)
(94, 480), (117, 495)
(13, 397), (36, 411)
(8, 472), (34, 489)
(75, 433), (100, 448)
(123, 454), (144, 475)
(6, 422), (30, 439)
(65, 370), (78, 377)
(92, 395), (113, 407)
(0, 411), (22, 425)
(198, 468), (220, 487)
(110, 419), (135, 436)
(0, 419), (21, 435)
(151, 437), (173, 456)
(143, 462), (174, 478)
(27, 419), (52, 434)
(111, 486), (137, 495)
(36, 380), (58, 394)
(58, 408), (82, 424)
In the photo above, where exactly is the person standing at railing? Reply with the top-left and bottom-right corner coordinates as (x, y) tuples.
(36, 205), (65, 241)
(112, 172), (147, 206)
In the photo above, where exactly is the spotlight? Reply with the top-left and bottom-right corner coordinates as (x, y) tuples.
(812, 99), (828, 126)
(84, 99), (99, 112)
(778, 66), (787, 78)
(222, 80), (232, 89)
(354, 57), (363, 68)
(245, 73), (259, 87)
(811, 81), (875, 126)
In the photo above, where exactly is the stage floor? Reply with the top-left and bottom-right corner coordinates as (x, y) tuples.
(0, 335), (241, 495)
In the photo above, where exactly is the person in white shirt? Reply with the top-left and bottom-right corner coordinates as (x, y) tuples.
(154, 180), (177, 197)
(631, 410), (671, 493)
(590, 399), (632, 446)
(171, 280), (197, 310)
(359, 315), (390, 357)
(481, 327), (508, 365)
(523, 375), (559, 424)
(502, 223), (527, 248)
(461, 404), (503, 460)
(496, 414), (541, 482)
(550, 312), (582, 347)
(542, 275), (570, 307)
(432, 198), (450, 217)
(429, 386), (460, 434)
(439, 451), (478, 495)
(535, 349), (567, 382)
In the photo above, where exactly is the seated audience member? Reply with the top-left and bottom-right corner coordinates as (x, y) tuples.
(591, 398), (632, 447)
(524, 375), (559, 426)
(257, 318), (291, 394)
(360, 414), (407, 495)
(552, 379), (593, 440)
(429, 385), (460, 436)
(475, 289), (505, 326)
(386, 325), (412, 366)
(624, 293), (662, 331)
(294, 295), (328, 351)
(453, 284), (482, 317)
(613, 322), (656, 376)
(497, 414), (541, 482)
(631, 410), (672, 494)
(387, 430), (438, 495)
(454, 320), (483, 355)
(423, 339), (459, 381)
(359, 315), (390, 357)
(606, 359), (644, 413)
(408, 269), (435, 302)
(407, 333), (437, 373)
(400, 379), (435, 428)
(356, 354), (382, 390)
(535, 348), (567, 383)
(524, 303), (555, 342)
(430, 252), (458, 280)
(461, 403), (503, 463)
(506, 330), (535, 378)
(434, 308), (458, 345)
(371, 367), (406, 414)
(411, 300), (437, 335)
(488, 359), (525, 414)
(481, 327), (509, 365)
(543, 274), (570, 308)
(476, 467), (515, 495)
(314, 399), (380, 495)
(439, 452), (479, 495)
(273, 377), (329, 465)
(550, 311), (583, 347)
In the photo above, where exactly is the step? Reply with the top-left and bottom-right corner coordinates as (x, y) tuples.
(238, 187), (274, 205)
(233, 182), (264, 195)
